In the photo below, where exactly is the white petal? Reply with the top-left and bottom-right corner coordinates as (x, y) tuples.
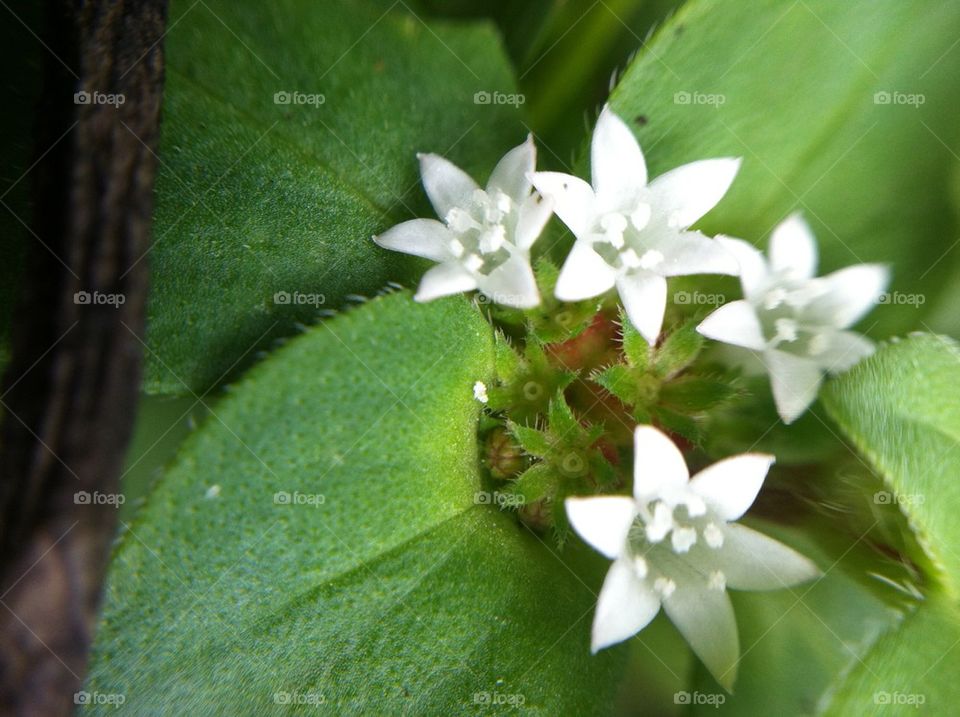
(806, 264), (889, 328)
(814, 330), (875, 374)
(478, 252), (540, 309)
(764, 349), (823, 424)
(373, 218), (454, 262)
(414, 262), (477, 302)
(555, 239), (617, 301)
(616, 271), (667, 344)
(717, 237), (769, 300)
(565, 496), (637, 559)
(487, 135), (535, 203)
(591, 558), (661, 652)
(591, 105), (647, 209)
(655, 231), (740, 277)
(689, 454), (775, 521)
(418, 153), (480, 220)
(696, 300), (766, 351)
(708, 523), (821, 590)
(514, 193), (554, 250)
(644, 158), (741, 229)
(530, 171), (596, 238)
(769, 213), (817, 279)
(633, 425), (689, 501)
(661, 568), (740, 691)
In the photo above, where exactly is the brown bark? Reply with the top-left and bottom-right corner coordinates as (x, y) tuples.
(0, 1), (167, 714)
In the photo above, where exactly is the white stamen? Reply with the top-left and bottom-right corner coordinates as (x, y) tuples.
(763, 287), (786, 310)
(478, 226), (506, 254)
(703, 522), (724, 549)
(645, 502), (674, 543)
(447, 207), (476, 233)
(463, 253), (484, 272)
(654, 577), (677, 598)
(621, 248), (643, 270)
(449, 239), (465, 258)
(708, 570), (726, 591)
(600, 213), (627, 234)
(774, 317), (799, 343)
(671, 526), (697, 554)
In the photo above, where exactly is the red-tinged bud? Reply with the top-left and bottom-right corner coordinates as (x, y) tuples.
(546, 312), (619, 372)
(484, 428), (524, 479)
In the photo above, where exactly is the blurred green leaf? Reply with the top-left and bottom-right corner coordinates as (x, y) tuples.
(145, 0), (524, 393)
(87, 293), (624, 714)
(822, 333), (960, 597)
(822, 598), (960, 716)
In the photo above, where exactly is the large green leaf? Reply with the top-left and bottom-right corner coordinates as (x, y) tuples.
(605, 0), (960, 337)
(823, 598), (960, 716)
(86, 293), (622, 714)
(822, 334), (960, 596)
(145, 0), (523, 393)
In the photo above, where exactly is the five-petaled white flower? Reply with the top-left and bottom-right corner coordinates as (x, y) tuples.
(531, 105), (741, 343)
(566, 425), (819, 690)
(696, 214), (889, 423)
(373, 135), (553, 308)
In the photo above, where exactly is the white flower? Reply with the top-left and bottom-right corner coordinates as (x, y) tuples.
(530, 105), (741, 342)
(696, 214), (889, 423)
(374, 135), (553, 308)
(566, 425), (819, 690)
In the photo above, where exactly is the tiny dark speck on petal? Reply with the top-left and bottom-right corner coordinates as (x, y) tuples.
(635, 115), (648, 126)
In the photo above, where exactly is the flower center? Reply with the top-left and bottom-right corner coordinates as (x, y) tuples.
(635, 493), (723, 555)
(592, 204), (664, 273)
(757, 279), (836, 359)
(444, 189), (515, 276)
